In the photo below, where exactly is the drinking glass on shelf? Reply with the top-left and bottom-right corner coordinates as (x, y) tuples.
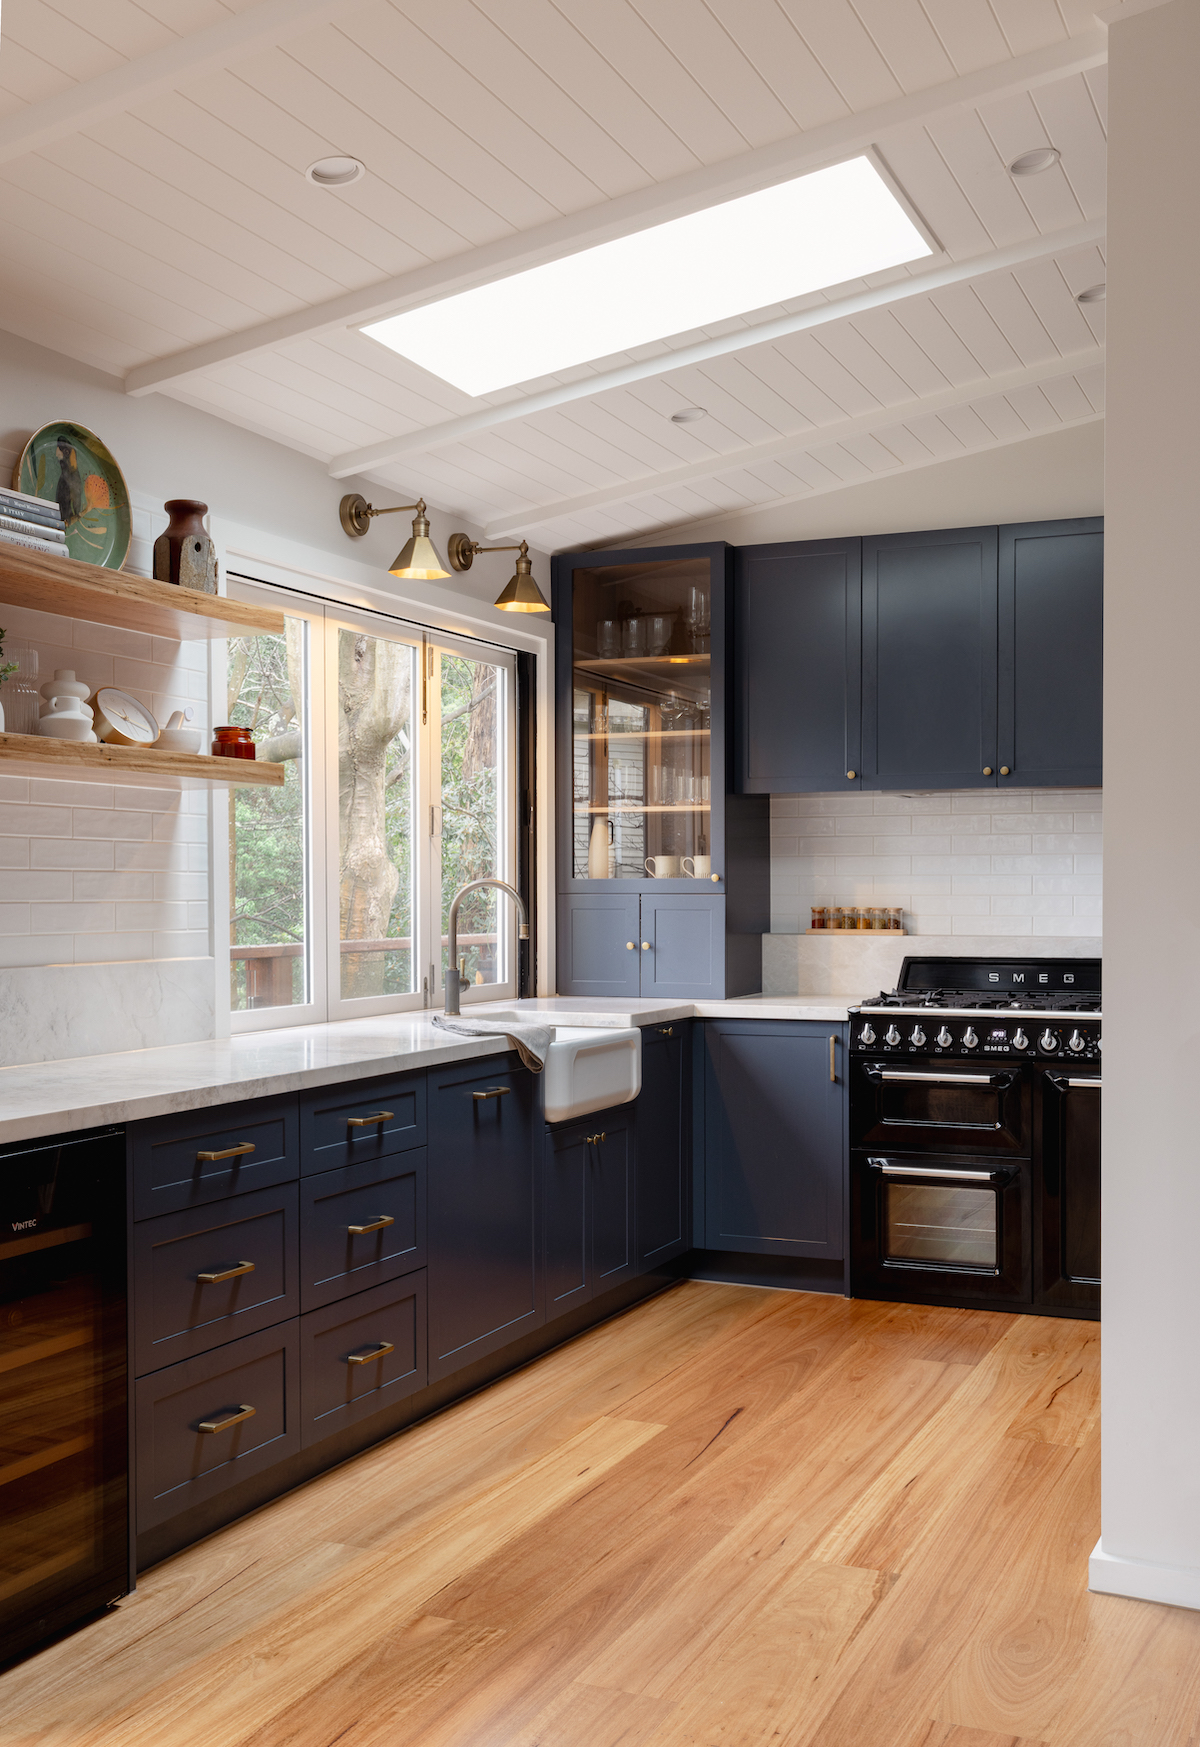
(596, 619), (620, 657)
(622, 616), (646, 656)
(646, 614), (674, 655)
(683, 585), (710, 653)
(4, 640), (39, 735)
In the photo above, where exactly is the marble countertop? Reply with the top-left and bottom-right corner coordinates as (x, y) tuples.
(0, 994), (864, 1145)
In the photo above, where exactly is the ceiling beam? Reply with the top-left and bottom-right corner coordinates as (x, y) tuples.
(0, 0), (349, 166)
(483, 348), (1105, 539)
(329, 219), (1104, 479)
(125, 28), (1107, 398)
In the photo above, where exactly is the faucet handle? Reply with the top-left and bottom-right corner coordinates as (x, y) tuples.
(518, 921), (530, 939)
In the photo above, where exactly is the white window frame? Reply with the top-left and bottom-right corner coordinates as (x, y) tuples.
(224, 575), (517, 1031)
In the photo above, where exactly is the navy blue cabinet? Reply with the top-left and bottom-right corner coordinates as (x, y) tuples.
(704, 1022), (845, 1258)
(553, 542), (769, 998)
(999, 518), (1103, 788)
(544, 1109), (635, 1316)
(735, 538), (862, 793)
(636, 1023), (689, 1268)
(863, 526), (999, 791)
(427, 1055), (541, 1382)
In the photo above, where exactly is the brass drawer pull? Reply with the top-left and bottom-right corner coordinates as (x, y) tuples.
(197, 1404), (256, 1434)
(196, 1260), (255, 1284)
(473, 1087), (511, 1101)
(345, 1341), (394, 1365)
(659, 1025), (674, 1037)
(196, 1141), (256, 1163)
(585, 1131), (607, 1145)
(347, 1215), (395, 1235)
(346, 1111), (394, 1128)
(829, 1035), (837, 1083)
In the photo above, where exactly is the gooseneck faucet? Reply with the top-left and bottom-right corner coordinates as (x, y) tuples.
(444, 877), (530, 1015)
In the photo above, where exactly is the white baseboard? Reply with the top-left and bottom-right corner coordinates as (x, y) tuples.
(1089, 1539), (1200, 1611)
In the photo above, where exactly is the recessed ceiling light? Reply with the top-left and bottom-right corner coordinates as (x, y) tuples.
(306, 156), (366, 188)
(1076, 283), (1106, 303)
(362, 155), (933, 397)
(671, 407), (707, 424)
(1008, 146), (1061, 176)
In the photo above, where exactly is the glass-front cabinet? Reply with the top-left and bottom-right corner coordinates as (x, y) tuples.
(553, 544), (769, 999)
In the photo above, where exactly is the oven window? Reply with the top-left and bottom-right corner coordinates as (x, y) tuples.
(884, 1182), (997, 1269)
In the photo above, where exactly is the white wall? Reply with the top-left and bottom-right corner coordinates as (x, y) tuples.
(769, 788), (1102, 937)
(1090, 0), (1200, 1611)
(0, 328), (554, 1065)
(599, 419), (1103, 551)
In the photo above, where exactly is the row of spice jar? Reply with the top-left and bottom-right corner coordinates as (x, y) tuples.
(811, 906), (904, 931)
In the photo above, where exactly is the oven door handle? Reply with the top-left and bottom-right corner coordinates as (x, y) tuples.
(1045, 1073), (1102, 1091)
(863, 1066), (1016, 1089)
(867, 1157), (1017, 1183)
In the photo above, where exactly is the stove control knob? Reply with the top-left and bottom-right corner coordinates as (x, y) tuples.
(1068, 1029), (1086, 1053)
(936, 1026), (953, 1049)
(858, 1023), (876, 1046)
(1038, 1029), (1059, 1054)
(1013, 1029), (1029, 1051)
(910, 1025), (926, 1047)
(962, 1027), (978, 1049)
(885, 1025), (901, 1047)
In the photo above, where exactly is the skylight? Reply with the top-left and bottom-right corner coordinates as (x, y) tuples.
(362, 156), (933, 398)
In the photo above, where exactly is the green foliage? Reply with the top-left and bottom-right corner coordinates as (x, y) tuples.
(0, 628), (19, 686)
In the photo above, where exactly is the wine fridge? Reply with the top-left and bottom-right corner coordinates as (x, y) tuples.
(0, 1125), (129, 1665)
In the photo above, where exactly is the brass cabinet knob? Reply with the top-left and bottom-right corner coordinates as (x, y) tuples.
(1000, 765), (1011, 776)
(641, 941), (650, 950)
(846, 770), (856, 780)
(625, 941), (635, 950)
(983, 766), (993, 776)
(710, 873), (720, 883)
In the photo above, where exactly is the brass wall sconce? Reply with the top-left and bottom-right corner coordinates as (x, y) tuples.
(447, 533), (549, 613)
(338, 493), (450, 580)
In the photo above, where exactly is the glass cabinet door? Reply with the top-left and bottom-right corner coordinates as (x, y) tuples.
(570, 558), (713, 882)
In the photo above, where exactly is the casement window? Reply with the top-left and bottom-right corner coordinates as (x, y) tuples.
(223, 576), (517, 1030)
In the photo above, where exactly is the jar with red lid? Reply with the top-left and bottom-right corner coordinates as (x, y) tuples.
(212, 725), (256, 759)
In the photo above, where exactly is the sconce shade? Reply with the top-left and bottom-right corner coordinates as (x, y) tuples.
(494, 546), (549, 613)
(389, 509), (450, 580)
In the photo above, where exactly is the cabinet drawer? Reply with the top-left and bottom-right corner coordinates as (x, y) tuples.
(300, 1152), (426, 1313)
(299, 1273), (427, 1448)
(299, 1074), (426, 1177)
(134, 1322), (300, 1533)
(132, 1184), (299, 1376)
(132, 1094), (299, 1220)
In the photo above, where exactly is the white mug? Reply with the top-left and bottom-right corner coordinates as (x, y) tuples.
(683, 855), (712, 879)
(645, 855), (681, 878)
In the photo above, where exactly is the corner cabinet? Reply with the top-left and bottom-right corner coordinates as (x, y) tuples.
(553, 543), (769, 999)
(735, 518), (1102, 793)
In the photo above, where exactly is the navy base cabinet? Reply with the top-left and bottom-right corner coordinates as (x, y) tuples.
(427, 1055), (541, 1383)
(544, 1110), (635, 1316)
(703, 1022), (845, 1259)
(637, 1023), (689, 1268)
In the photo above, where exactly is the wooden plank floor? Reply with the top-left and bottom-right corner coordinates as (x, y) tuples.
(3, 1282), (1199, 1747)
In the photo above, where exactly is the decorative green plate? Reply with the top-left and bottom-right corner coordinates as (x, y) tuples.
(13, 421), (132, 569)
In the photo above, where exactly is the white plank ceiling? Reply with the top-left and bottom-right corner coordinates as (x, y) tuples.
(0, 0), (1128, 549)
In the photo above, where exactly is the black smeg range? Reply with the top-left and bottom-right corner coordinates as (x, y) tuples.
(848, 957), (1100, 1319)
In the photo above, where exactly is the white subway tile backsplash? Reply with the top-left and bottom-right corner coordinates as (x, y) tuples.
(75, 870), (154, 902)
(30, 902), (114, 934)
(0, 804), (72, 837)
(73, 809), (154, 842)
(772, 789), (1101, 939)
(29, 779), (113, 809)
(0, 871), (72, 902)
(30, 838), (113, 869)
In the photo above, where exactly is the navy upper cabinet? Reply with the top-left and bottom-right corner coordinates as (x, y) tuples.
(862, 526), (999, 790)
(998, 518), (1103, 788)
(735, 538), (862, 793)
(552, 543), (769, 999)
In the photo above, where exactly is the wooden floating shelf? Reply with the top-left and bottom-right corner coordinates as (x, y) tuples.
(0, 545), (284, 640)
(576, 655), (710, 673)
(0, 734), (285, 788)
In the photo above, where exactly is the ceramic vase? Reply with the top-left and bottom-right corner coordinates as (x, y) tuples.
(153, 500), (218, 594)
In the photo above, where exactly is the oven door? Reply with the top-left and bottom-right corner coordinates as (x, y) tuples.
(850, 1152), (1030, 1306)
(851, 1058), (1029, 1157)
(1035, 1070), (1100, 1317)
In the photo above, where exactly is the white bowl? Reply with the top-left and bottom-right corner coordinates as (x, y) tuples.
(154, 728), (203, 753)
(38, 716), (97, 742)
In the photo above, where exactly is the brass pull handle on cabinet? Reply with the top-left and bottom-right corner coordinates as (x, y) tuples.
(347, 1215), (395, 1235)
(1000, 766), (1011, 776)
(710, 873), (720, 883)
(196, 1141), (255, 1162)
(345, 1341), (394, 1365)
(347, 1111), (394, 1128)
(626, 941), (635, 950)
(829, 1036), (837, 1084)
(983, 766), (993, 776)
(197, 1404), (256, 1434)
(846, 770), (856, 780)
(659, 1026), (674, 1037)
(641, 941), (650, 950)
(473, 1086), (512, 1101)
(196, 1260), (255, 1284)
(585, 1132), (607, 1145)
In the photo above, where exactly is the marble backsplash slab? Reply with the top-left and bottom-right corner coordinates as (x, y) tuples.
(0, 957), (216, 1067)
(763, 932), (1104, 997)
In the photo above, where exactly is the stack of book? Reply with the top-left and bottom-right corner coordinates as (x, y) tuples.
(0, 486), (68, 558)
